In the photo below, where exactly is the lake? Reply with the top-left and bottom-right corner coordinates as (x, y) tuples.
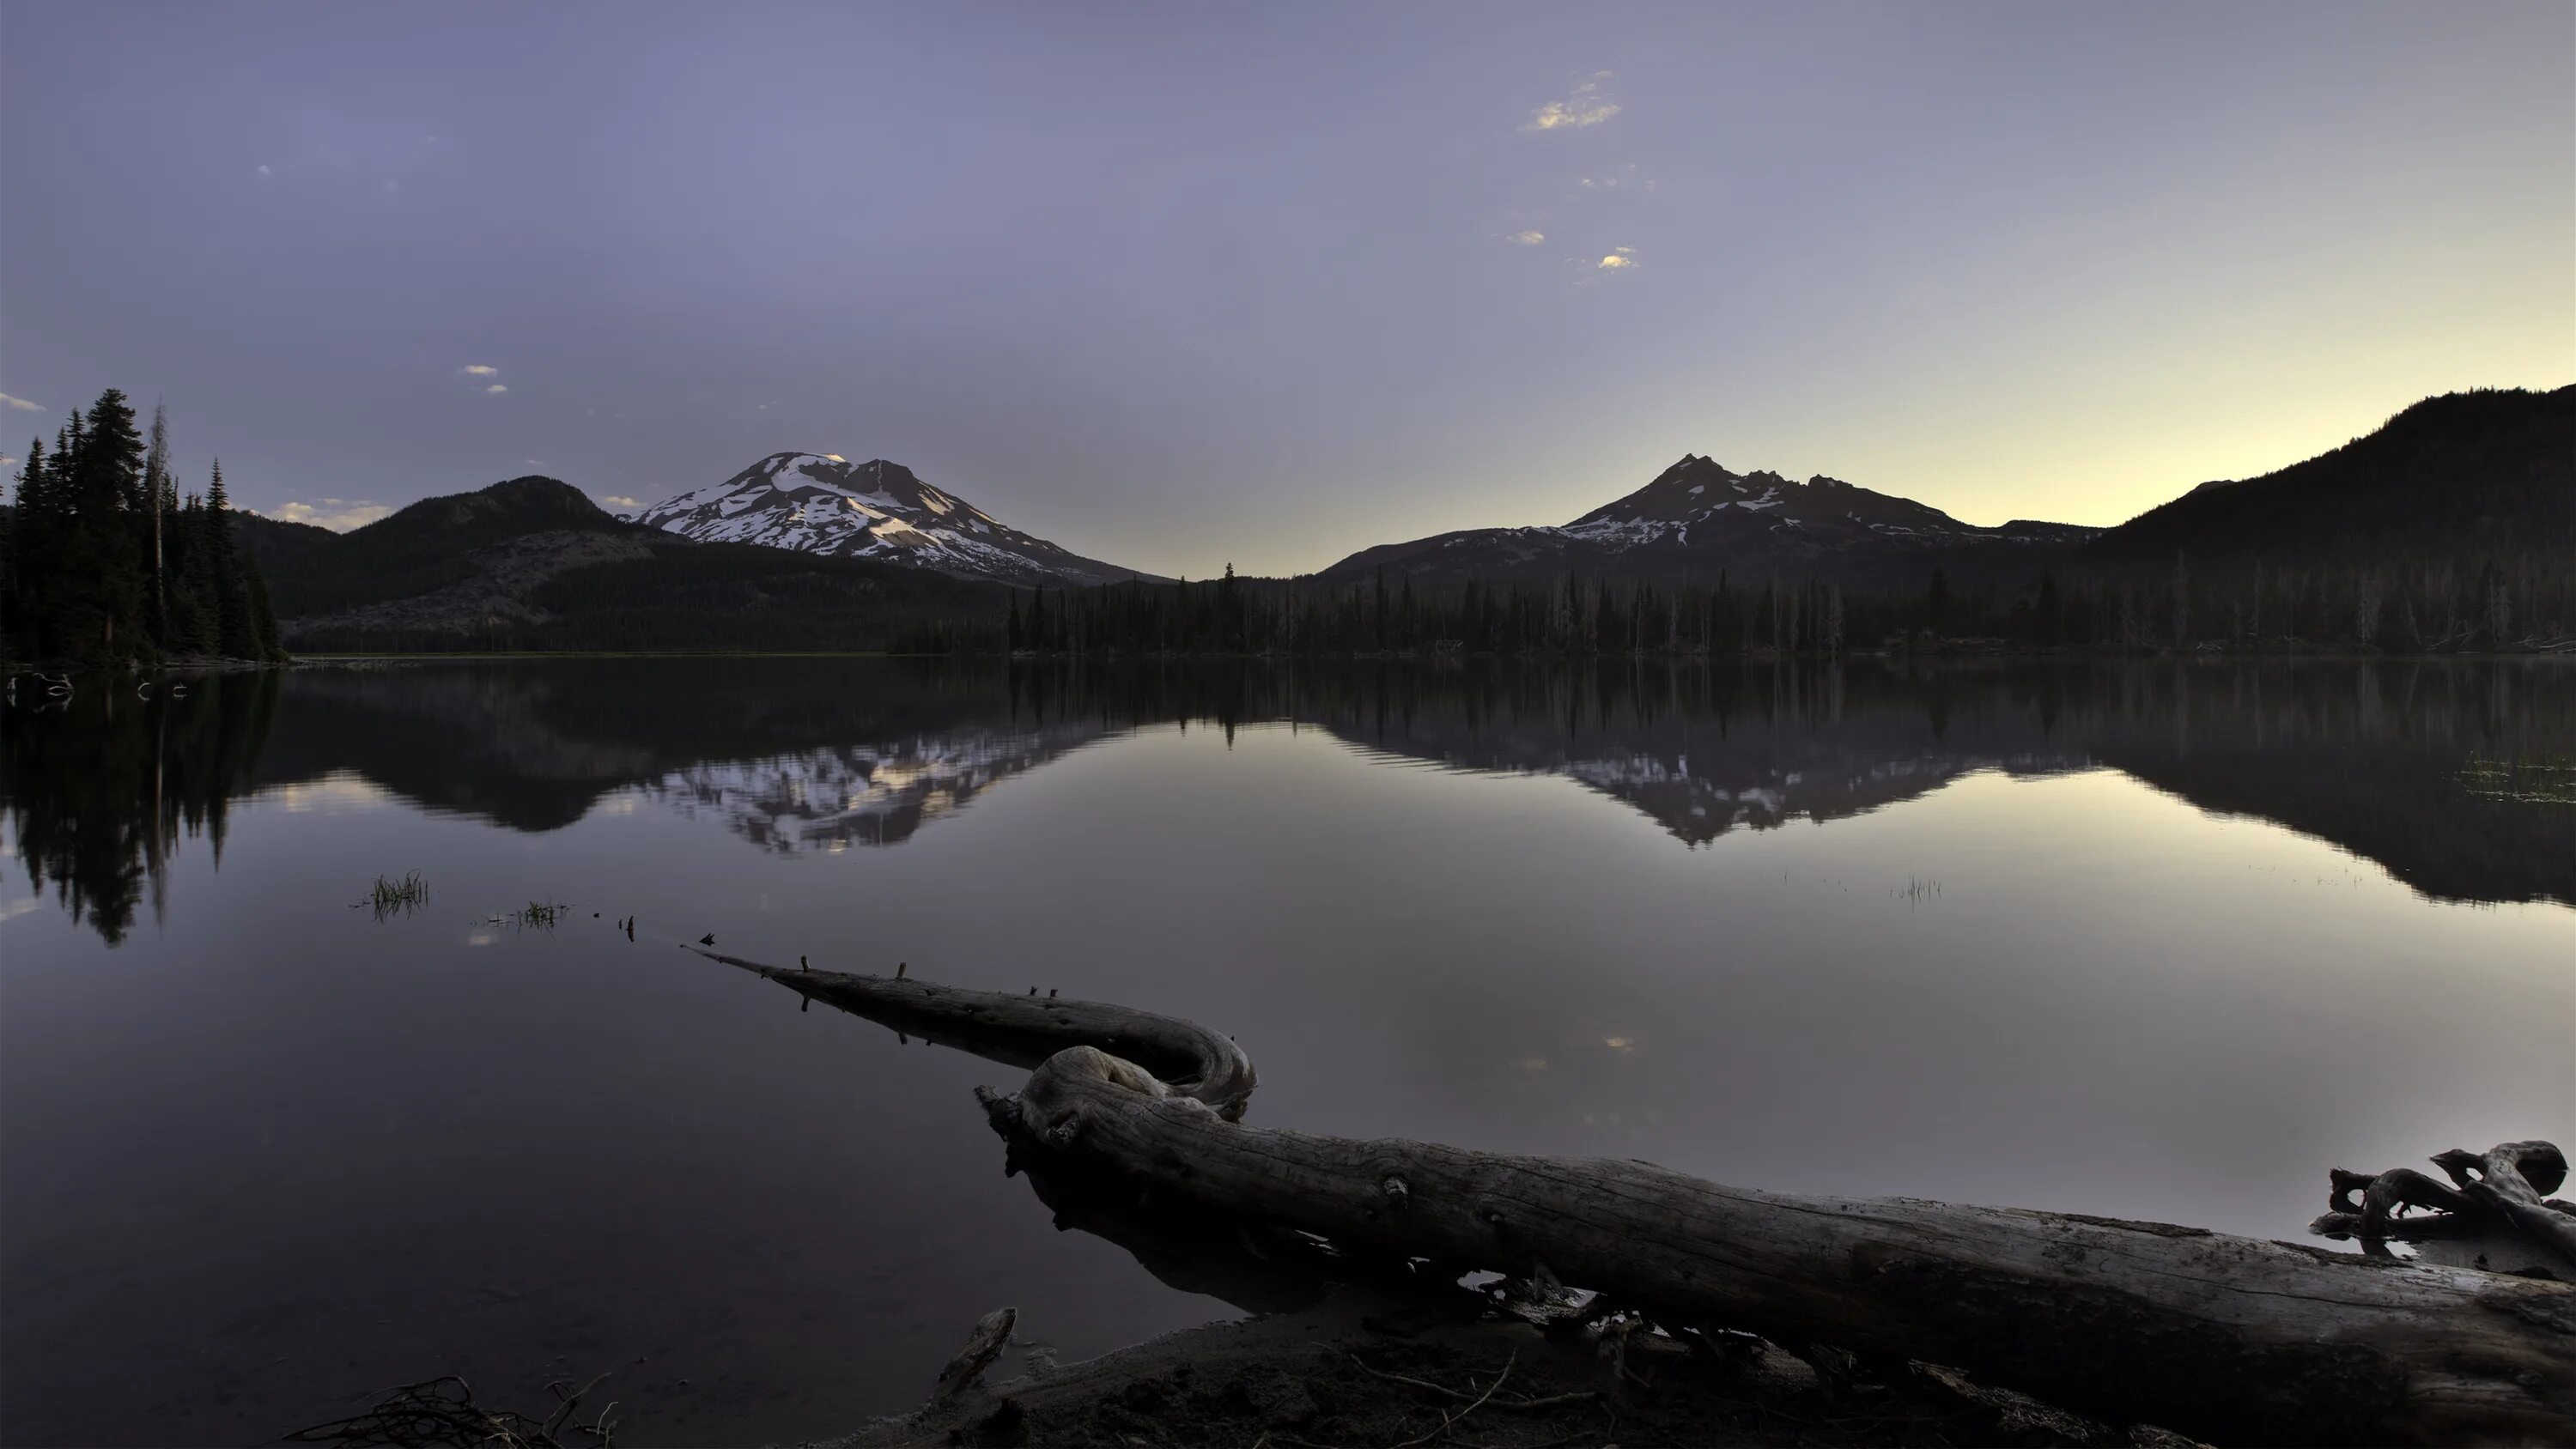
(3, 657), (2571, 1446)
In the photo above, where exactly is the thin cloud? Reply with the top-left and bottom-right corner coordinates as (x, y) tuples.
(0, 392), (45, 413)
(460, 364), (500, 377)
(1523, 72), (1619, 132)
(1578, 164), (1657, 192)
(1597, 246), (1638, 270)
(598, 494), (640, 508)
(485, 384), (508, 394)
(2, 455), (18, 470)
(256, 164), (273, 178)
(1504, 229), (1546, 246)
(263, 499), (393, 532)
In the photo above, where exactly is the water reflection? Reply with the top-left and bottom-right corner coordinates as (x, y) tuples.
(4, 658), (2571, 946)
(641, 727), (1111, 852)
(0, 670), (280, 943)
(3, 656), (2568, 1449)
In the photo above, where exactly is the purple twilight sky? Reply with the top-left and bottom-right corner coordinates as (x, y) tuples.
(3, 1), (2570, 577)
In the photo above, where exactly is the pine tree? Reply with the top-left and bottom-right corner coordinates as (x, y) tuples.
(143, 400), (171, 645)
(3, 438), (46, 658)
(208, 459), (257, 658)
(63, 390), (146, 658)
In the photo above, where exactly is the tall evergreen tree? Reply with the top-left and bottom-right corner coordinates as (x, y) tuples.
(61, 391), (148, 658)
(3, 439), (46, 657)
(206, 459), (257, 658)
(143, 400), (171, 644)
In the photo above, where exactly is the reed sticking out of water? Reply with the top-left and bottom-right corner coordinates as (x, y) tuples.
(509, 900), (567, 930)
(358, 871), (428, 919)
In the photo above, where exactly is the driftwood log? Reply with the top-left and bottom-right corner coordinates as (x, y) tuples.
(2315, 1143), (2576, 1275)
(692, 949), (2576, 1446)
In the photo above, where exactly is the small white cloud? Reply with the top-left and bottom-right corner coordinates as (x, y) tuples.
(257, 164), (273, 177)
(264, 500), (394, 531)
(1504, 229), (1546, 246)
(1597, 246), (1638, 270)
(485, 383), (508, 394)
(0, 392), (45, 413)
(1523, 71), (1619, 132)
(2, 455), (18, 470)
(598, 494), (639, 508)
(460, 364), (500, 376)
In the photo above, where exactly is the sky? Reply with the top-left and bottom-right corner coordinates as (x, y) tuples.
(2, 2), (2569, 578)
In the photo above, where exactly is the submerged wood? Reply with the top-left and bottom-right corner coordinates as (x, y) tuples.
(694, 949), (2576, 1446)
(2316, 1143), (2576, 1275)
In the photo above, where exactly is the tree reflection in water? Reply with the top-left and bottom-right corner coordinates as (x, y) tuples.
(2, 670), (278, 943)
(4, 657), (2570, 945)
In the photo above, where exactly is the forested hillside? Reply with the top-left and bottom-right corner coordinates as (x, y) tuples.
(250, 475), (1005, 652)
(2082, 385), (2573, 569)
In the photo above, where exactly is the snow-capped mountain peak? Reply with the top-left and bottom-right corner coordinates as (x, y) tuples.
(633, 452), (1151, 586)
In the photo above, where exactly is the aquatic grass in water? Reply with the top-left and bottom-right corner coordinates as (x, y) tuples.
(2458, 752), (2576, 806)
(489, 900), (569, 930)
(357, 871), (428, 919)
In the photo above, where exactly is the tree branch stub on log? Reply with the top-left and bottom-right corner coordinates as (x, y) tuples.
(934, 1307), (1017, 1401)
(696, 949), (2576, 1446)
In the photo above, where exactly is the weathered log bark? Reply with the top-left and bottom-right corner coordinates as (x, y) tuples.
(695, 950), (2576, 1446)
(690, 948), (1255, 1116)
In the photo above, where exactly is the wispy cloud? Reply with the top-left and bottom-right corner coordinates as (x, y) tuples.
(485, 384), (508, 394)
(0, 392), (45, 413)
(2, 456), (19, 470)
(598, 494), (640, 509)
(1523, 72), (1619, 132)
(1504, 229), (1546, 246)
(1577, 163), (1657, 192)
(261, 499), (393, 531)
(256, 164), (272, 178)
(1596, 246), (1638, 271)
(460, 364), (500, 377)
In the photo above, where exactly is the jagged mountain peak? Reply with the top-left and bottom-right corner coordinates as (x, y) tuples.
(1321, 452), (2105, 587)
(633, 452), (1153, 587)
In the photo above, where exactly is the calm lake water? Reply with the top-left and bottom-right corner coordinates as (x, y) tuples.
(3, 657), (2572, 1446)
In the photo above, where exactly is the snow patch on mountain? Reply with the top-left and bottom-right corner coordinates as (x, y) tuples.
(633, 452), (1151, 587)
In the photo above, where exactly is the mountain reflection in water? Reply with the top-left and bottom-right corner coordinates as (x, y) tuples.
(3, 657), (2571, 943)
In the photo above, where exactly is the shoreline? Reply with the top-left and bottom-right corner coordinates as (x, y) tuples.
(807, 1285), (2184, 1449)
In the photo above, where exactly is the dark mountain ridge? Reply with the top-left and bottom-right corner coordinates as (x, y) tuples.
(249, 474), (1003, 650)
(1318, 454), (2094, 590)
(2079, 385), (2573, 571)
(1315, 385), (2571, 592)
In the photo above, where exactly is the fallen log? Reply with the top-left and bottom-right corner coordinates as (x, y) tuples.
(693, 949), (2576, 1446)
